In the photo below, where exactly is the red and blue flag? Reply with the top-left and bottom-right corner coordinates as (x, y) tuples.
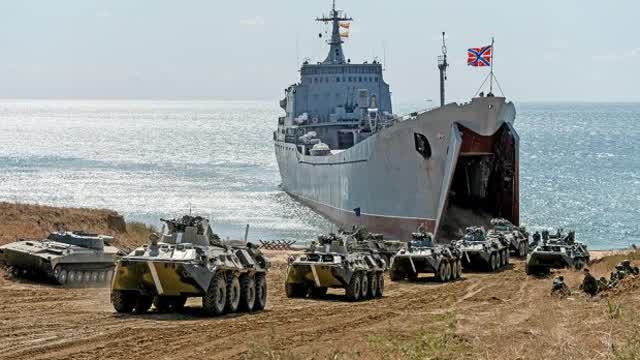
(467, 45), (492, 67)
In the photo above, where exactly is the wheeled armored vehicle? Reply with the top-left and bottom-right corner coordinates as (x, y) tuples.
(390, 232), (462, 282)
(525, 230), (589, 275)
(0, 231), (122, 285)
(285, 232), (385, 301)
(110, 215), (270, 316)
(453, 227), (510, 271)
(347, 228), (405, 268)
(488, 218), (529, 257)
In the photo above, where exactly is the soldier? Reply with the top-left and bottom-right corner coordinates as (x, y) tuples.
(620, 260), (639, 275)
(531, 231), (541, 248)
(598, 276), (610, 292)
(609, 264), (627, 287)
(551, 275), (570, 297)
(581, 268), (598, 296)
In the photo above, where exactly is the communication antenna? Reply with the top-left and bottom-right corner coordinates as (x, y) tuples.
(437, 32), (449, 107)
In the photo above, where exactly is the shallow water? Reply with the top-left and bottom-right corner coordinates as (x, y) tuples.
(0, 100), (638, 249)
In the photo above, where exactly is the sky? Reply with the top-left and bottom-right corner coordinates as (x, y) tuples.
(0, 0), (638, 103)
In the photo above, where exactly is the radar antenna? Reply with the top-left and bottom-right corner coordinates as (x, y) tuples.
(316, 1), (353, 64)
(437, 32), (449, 107)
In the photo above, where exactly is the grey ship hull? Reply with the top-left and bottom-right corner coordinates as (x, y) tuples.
(275, 97), (518, 241)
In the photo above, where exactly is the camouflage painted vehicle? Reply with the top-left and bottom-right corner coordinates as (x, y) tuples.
(111, 215), (270, 316)
(389, 232), (462, 282)
(0, 231), (122, 285)
(347, 228), (405, 268)
(525, 230), (589, 275)
(285, 232), (385, 301)
(453, 227), (510, 271)
(488, 218), (529, 257)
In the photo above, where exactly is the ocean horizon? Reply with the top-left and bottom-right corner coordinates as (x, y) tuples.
(0, 99), (638, 249)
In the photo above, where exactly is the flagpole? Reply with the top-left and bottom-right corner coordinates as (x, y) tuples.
(489, 37), (495, 94)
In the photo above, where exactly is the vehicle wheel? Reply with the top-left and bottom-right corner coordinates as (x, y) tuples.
(450, 260), (458, 280)
(360, 272), (369, 300)
(445, 260), (453, 282)
(82, 271), (92, 284)
(68, 270), (78, 284)
(375, 272), (384, 297)
(98, 271), (106, 284)
(225, 274), (241, 313)
(55, 267), (68, 285)
(90, 271), (99, 283)
(505, 249), (510, 265)
(389, 269), (403, 282)
(489, 253), (498, 271)
(346, 272), (361, 301)
(111, 290), (136, 313)
(500, 250), (506, 267)
(253, 273), (267, 311)
(367, 272), (377, 298)
(285, 283), (306, 298)
(133, 295), (153, 314)
(456, 259), (463, 279)
(310, 286), (328, 298)
(238, 274), (256, 311)
(202, 272), (227, 316)
(436, 262), (447, 282)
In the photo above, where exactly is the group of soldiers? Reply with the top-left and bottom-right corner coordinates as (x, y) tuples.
(551, 259), (639, 297)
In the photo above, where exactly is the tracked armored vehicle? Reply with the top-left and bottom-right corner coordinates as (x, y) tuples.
(489, 218), (529, 257)
(0, 231), (122, 285)
(390, 232), (462, 282)
(454, 227), (510, 271)
(111, 215), (270, 316)
(285, 232), (385, 301)
(525, 230), (589, 275)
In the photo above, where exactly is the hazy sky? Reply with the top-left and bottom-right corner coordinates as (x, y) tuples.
(0, 0), (638, 103)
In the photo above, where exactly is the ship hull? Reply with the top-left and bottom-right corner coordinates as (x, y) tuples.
(275, 97), (518, 241)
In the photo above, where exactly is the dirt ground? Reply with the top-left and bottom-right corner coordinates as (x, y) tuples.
(1, 203), (639, 359)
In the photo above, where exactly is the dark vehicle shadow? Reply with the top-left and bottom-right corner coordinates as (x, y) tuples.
(112, 306), (273, 321)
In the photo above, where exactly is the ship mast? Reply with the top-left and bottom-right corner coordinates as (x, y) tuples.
(437, 32), (448, 107)
(316, 0), (352, 64)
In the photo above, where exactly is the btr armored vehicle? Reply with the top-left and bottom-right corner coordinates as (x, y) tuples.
(285, 232), (385, 301)
(111, 215), (270, 316)
(390, 232), (463, 282)
(453, 227), (510, 271)
(525, 230), (589, 275)
(0, 231), (122, 285)
(347, 228), (405, 268)
(488, 218), (529, 257)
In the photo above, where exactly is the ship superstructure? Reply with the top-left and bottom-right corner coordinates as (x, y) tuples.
(274, 2), (519, 241)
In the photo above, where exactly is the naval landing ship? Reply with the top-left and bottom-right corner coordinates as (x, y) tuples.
(274, 2), (519, 241)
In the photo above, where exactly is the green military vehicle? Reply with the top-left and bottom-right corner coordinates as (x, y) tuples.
(525, 230), (590, 275)
(488, 218), (529, 257)
(285, 232), (385, 301)
(389, 232), (463, 282)
(0, 231), (122, 285)
(453, 226), (510, 271)
(111, 215), (270, 316)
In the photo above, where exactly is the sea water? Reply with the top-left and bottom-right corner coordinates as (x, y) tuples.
(0, 100), (638, 249)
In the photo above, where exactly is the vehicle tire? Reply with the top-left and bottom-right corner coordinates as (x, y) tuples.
(367, 272), (377, 298)
(98, 271), (106, 284)
(56, 268), (68, 285)
(68, 270), (79, 284)
(310, 286), (328, 298)
(285, 283), (306, 298)
(489, 253), (498, 271)
(360, 272), (369, 300)
(82, 271), (91, 284)
(238, 274), (256, 312)
(346, 272), (361, 302)
(445, 260), (453, 282)
(225, 274), (241, 313)
(375, 272), (384, 298)
(90, 271), (99, 283)
(436, 262), (447, 282)
(202, 272), (227, 316)
(456, 259), (463, 279)
(450, 260), (458, 280)
(500, 250), (506, 267)
(111, 290), (136, 313)
(133, 295), (153, 314)
(389, 269), (403, 282)
(253, 273), (268, 311)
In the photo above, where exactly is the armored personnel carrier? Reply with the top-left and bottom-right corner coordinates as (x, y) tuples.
(525, 230), (589, 275)
(285, 231), (385, 301)
(0, 231), (122, 285)
(347, 228), (405, 268)
(110, 215), (270, 316)
(389, 232), (462, 282)
(488, 218), (529, 257)
(453, 227), (510, 271)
